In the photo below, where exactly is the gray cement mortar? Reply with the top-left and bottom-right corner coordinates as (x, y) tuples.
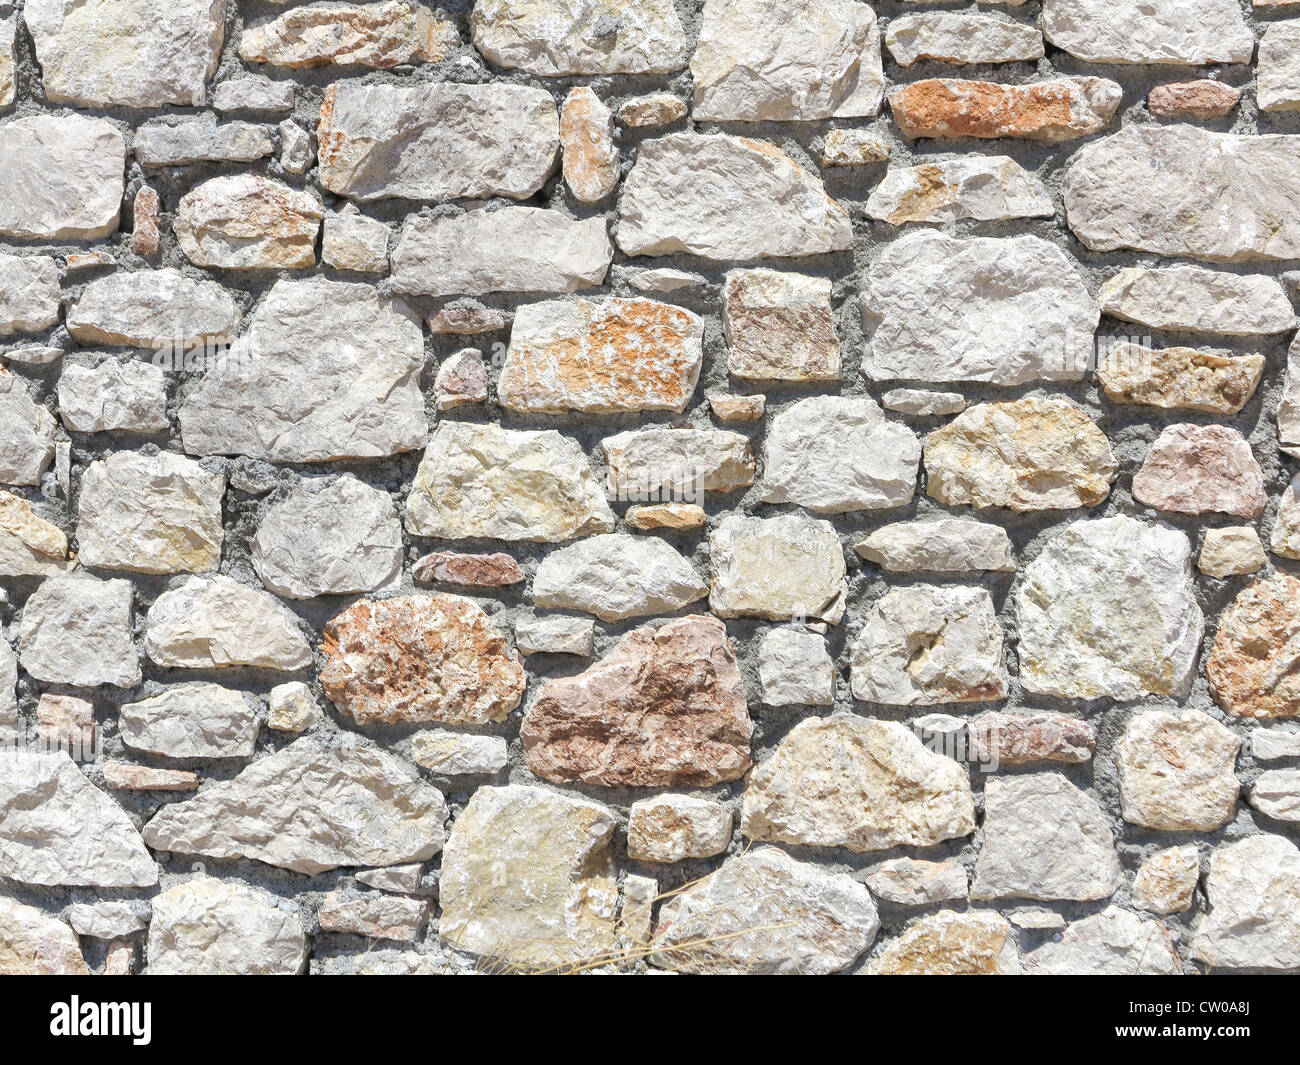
(1, 0), (1298, 973)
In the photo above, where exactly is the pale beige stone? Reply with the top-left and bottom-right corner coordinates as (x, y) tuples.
(317, 893), (429, 942)
(120, 683), (259, 760)
(1200, 526), (1267, 578)
(1024, 906), (1181, 975)
(1132, 845), (1200, 915)
(240, 2), (456, 68)
(147, 878), (306, 975)
(866, 156), (1052, 225)
(924, 396), (1116, 512)
(868, 911), (1021, 975)
(0, 490), (72, 578)
(267, 681), (320, 733)
(709, 513), (847, 625)
(560, 87), (619, 203)
(1042, 0), (1252, 65)
(1117, 708), (1240, 831)
(618, 93), (687, 127)
(175, 174), (322, 270)
(627, 795), (733, 863)
(0, 898), (88, 975)
(20, 575), (141, 689)
(1099, 266), (1295, 336)
(1259, 21), (1300, 112)
(855, 519), (1013, 574)
(822, 128), (889, 166)
(406, 422), (615, 542)
(531, 534), (706, 622)
(741, 716), (976, 852)
(864, 859), (967, 907)
(438, 785), (621, 970)
(1271, 474), (1300, 560)
(1099, 343), (1264, 415)
(1191, 835), (1300, 970)
(886, 11), (1043, 65)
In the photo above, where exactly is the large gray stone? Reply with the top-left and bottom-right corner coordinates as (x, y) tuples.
(1042, 0), (1253, 65)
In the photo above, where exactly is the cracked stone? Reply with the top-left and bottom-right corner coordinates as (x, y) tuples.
(867, 156), (1052, 226)
(57, 358), (169, 435)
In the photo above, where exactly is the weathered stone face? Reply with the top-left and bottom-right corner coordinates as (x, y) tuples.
(886, 11), (1043, 65)
(142, 736), (447, 874)
(866, 156), (1052, 225)
(888, 77), (1121, 142)
(602, 426), (754, 501)
(0, 491), (70, 578)
(470, 0), (689, 76)
(722, 269), (841, 382)
(180, 279), (427, 463)
(1208, 574), (1300, 719)
(521, 614), (753, 788)
(627, 795), (733, 863)
(1148, 80), (1242, 119)
(971, 774), (1121, 902)
(320, 594), (525, 726)
(0, 255), (59, 337)
(868, 911), (1021, 975)
(560, 87), (619, 202)
(20, 575), (141, 688)
(0, 115), (126, 239)
(317, 81), (559, 201)
(741, 716), (976, 851)
(1131, 424), (1267, 518)
(1192, 835), (1300, 970)
(68, 268), (241, 349)
(850, 585), (1007, 705)
(1042, 0), (1253, 65)
(1117, 709), (1241, 831)
(240, 2), (456, 68)
(175, 174), (323, 270)
(617, 133), (852, 259)
(968, 711), (1095, 767)
(709, 513), (847, 624)
(438, 785), (622, 970)
(57, 359), (170, 435)
(862, 232), (1098, 386)
(924, 396), (1116, 512)
(121, 683), (260, 759)
(25, 0), (226, 108)
(498, 297), (704, 414)
(1015, 517), (1203, 701)
(1132, 846), (1200, 915)
(855, 519), (1013, 574)
(531, 534), (707, 621)
(1099, 344), (1264, 415)
(0, 898), (88, 975)
(1102, 266), (1295, 336)
(653, 847), (879, 975)
(1026, 907), (1182, 976)
(406, 422), (615, 542)
(1066, 126), (1300, 262)
(691, 0), (883, 122)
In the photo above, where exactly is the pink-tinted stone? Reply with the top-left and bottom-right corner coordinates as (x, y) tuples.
(1132, 424), (1266, 518)
(1148, 81), (1241, 119)
(102, 762), (199, 792)
(131, 185), (161, 257)
(969, 711), (1096, 766)
(412, 551), (524, 587)
(521, 614), (753, 787)
(1208, 573), (1300, 719)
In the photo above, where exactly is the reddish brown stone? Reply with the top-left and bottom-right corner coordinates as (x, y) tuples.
(1208, 574), (1300, 719)
(969, 711), (1096, 767)
(102, 762), (199, 792)
(412, 550), (523, 587)
(320, 594), (526, 725)
(1148, 81), (1241, 120)
(520, 614), (753, 787)
(888, 77), (1120, 143)
(131, 185), (161, 257)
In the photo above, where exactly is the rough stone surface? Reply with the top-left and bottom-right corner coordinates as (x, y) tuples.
(175, 174), (322, 270)
(968, 710), (1096, 766)
(67, 268), (241, 348)
(617, 133), (852, 260)
(1132, 424), (1266, 518)
(971, 774), (1121, 902)
(1066, 126), (1300, 262)
(147, 878), (306, 975)
(121, 683), (260, 759)
(1270, 474), (1300, 560)
(240, 2), (455, 69)
(1098, 265), (1296, 336)
(57, 359), (170, 434)
(709, 514), (847, 625)
(862, 232), (1099, 386)
(142, 737), (447, 874)
(758, 627), (835, 707)
(411, 731), (509, 777)
(866, 156), (1052, 225)
(317, 81), (559, 201)
(855, 519), (1013, 573)
(560, 87), (619, 203)
(889, 77), (1121, 143)
(867, 910), (1021, 975)
(850, 585), (1007, 706)
(1259, 20), (1300, 112)
(180, 279), (426, 463)
(144, 574), (312, 671)
(925, 396), (1116, 512)
(603, 426), (754, 501)
(722, 269), (840, 382)
(653, 847), (879, 975)
(438, 785), (621, 970)
(516, 616), (596, 657)
(690, 0), (883, 122)
(251, 475), (402, 599)
(532, 534), (706, 621)
(1209, 574), (1300, 719)
(470, 0), (689, 76)
(20, 575), (141, 688)
(320, 594), (525, 726)
(627, 795), (733, 863)
(886, 12), (1043, 66)
(1042, 0), (1253, 65)
(1132, 846), (1201, 915)
(134, 116), (274, 166)
(0, 254), (59, 337)
(0, 897), (88, 975)
(1099, 344), (1264, 415)
(1117, 708), (1241, 831)
(1025, 907), (1182, 976)
(0, 115), (125, 239)
(741, 716), (976, 851)
(499, 297), (703, 415)
(761, 396), (920, 513)
(391, 208), (612, 298)
(77, 451), (226, 575)
(406, 422), (615, 542)
(1191, 835), (1300, 970)
(0, 377), (56, 487)
(1251, 770), (1300, 823)
(1148, 80), (1242, 119)
(1015, 517), (1203, 701)
(0, 491), (70, 578)
(0, 752), (157, 887)
(521, 614), (752, 787)
(864, 859), (967, 907)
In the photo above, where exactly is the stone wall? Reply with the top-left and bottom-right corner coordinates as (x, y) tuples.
(2, 0), (1300, 975)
